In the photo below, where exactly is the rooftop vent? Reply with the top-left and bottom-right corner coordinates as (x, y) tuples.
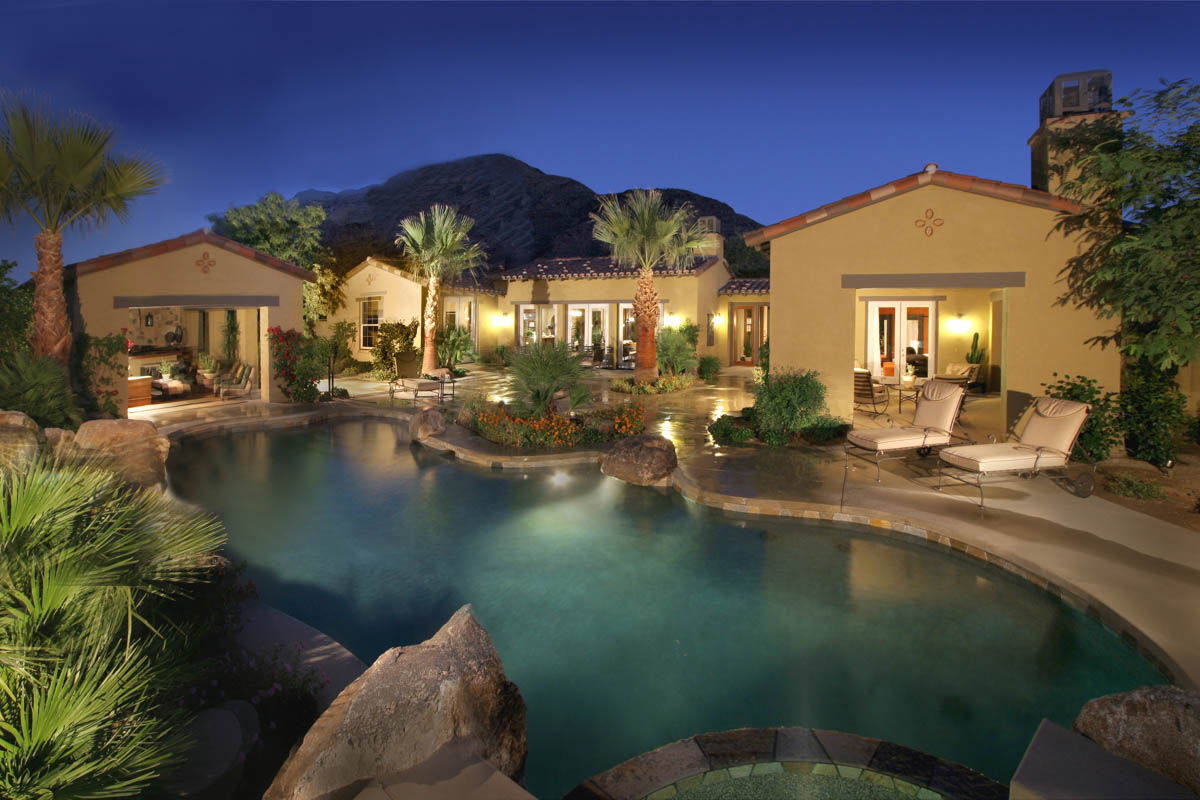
(1039, 70), (1113, 124)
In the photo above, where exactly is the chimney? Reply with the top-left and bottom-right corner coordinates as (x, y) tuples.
(1028, 70), (1116, 194)
(696, 216), (724, 258)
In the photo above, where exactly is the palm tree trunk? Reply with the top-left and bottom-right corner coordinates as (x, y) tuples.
(31, 231), (72, 366)
(422, 275), (441, 376)
(633, 267), (659, 384)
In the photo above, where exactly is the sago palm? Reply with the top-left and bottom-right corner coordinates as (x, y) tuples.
(0, 96), (164, 365)
(591, 190), (709, 384)
(394, 204), (485, 376)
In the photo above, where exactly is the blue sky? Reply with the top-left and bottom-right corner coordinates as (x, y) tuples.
(2, 0), (1197, 280)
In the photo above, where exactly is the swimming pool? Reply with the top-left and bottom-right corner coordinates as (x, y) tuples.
(167, 420), (1164, 799)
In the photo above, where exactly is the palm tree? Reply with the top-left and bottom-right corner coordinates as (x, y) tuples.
(0, 97), (164, 365)
(394, 204), (485, 376)
(591, 190), (710, 384)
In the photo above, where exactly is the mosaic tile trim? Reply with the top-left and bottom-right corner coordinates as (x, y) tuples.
(562, 727), (1005, 800)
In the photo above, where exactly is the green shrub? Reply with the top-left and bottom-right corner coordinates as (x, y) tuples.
(492, 344), (513, 366)
(755, 338), (770, 381)
(709, 414), (754, 443)
(800, 415), (852, 443)
(436, 324), (476, 370)
(509, 341), (591, 416)
(337, 358), (372, 375)
(0, 260), (33, 363)
(752, 368), (826, 435)
(266, 327), (321, 403)
(1121, 359), (1189, 467)
(698, 355), (721, 381)
(73, 333), (128, 418)
(331, 386), (350, 399)
(0, 349), (83, 429)
(677, 319), (700, 348)
(656, 327), (698, 375)
(1042, 373), (1122, 464)
(369, 318), (421, 380)
(759, 429), (791, 447)
(1105, 472), (1167, 500)
(609, 373), (696, 395)
(0, 459), (225, 799)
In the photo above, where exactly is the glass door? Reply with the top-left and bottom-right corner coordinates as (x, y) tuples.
(866, 300), (936, 379)
(519, 305), (537, 347)
(732, 305), (756, 365)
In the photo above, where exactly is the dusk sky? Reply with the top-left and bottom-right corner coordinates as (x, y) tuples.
(2, 0), (1197, 281)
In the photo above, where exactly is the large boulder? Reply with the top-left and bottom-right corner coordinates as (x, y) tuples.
(265, 605), (526, 800)
(601, 433), (678, 486)
(410, 407), (446, 442)
(1073, 685), (1200, 795)
(0, 410), (43, 469)
(72, 419), (171, 491)
(43, 427), (75, 460)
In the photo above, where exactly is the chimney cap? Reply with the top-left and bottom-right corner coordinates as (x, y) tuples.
(923, 162), (939, 174)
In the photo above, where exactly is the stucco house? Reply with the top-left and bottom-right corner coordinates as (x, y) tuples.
(739, 69), (1177, 429)
(65, 228), (312, 414)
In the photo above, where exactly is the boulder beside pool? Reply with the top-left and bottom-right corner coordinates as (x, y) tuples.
(72, 418), (171, 491)
(1073, 684), (1200, 795)
(264, 604), (527, 800)
(409, 406), (446, 441)
(601, 433), (678, 486)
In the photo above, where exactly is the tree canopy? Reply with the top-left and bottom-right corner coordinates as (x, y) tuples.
(724, 233), (770, 277)
(1050, 79), (1200, 370)
(208, 192), (343, 324)
(0, 259), (33, 360)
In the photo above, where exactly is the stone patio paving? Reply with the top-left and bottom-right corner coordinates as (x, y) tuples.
(142, 366), (1200, 690)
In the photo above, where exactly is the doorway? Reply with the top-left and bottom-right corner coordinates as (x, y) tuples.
(866, 300), (936, 378)
(731, 305), (768, 366)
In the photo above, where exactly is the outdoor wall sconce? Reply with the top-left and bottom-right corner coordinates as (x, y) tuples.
(143, 312), (154, 327)
(947, 315), (970, 334)
(492, 312), (512, 328)
(711, 312), (724, 326)
(663, 313), (681, 328)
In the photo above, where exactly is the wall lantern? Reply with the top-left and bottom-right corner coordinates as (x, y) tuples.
(492, 312), (512, 328)
(947, 315), (971, 334)
(662, 313), (681, 328)
(711, 312), (725, 326)
(143, 312), (154, 327)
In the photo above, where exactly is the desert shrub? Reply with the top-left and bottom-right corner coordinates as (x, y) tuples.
(698, 355), (721, 381)
(709, 414), (754, 443)
(1105, 472), (1167, 500)
(509, 341), (590, 415)
(610, 372), (696, 395)
(800, 415), (852, 443)
(0, 349), (83, 429)
(369, 318), (421, 380)
(1041, 373), (1122, 464)
(753, 338), (770, 384)
(0, 260), (33, 362)
(752, 368), (826, 435)
(0, 459), (225, 798)
(492, 344), (514, 366)
(337, 357), (372, 375)
(760, 429), (791, 447)
(436, 324), (476, 370)
(677, 319), (700, 348)
(657, 326), (698, 375)
(1121, 359), (1189, 467)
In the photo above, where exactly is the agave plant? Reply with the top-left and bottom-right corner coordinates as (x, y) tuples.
(508, 341), (591, 416)
(0, 459), (225, 798)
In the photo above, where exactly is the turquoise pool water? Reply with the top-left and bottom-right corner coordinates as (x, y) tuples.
(167, 421), (1164, 799)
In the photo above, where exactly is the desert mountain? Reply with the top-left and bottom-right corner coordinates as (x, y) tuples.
(293, 154), (761, 272)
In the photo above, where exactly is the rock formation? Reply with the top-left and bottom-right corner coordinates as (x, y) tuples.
(601, 433), (678, 486)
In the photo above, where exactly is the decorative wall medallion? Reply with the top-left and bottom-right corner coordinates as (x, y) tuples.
(196, 251), (216, 273)
(365, 271), (376, 286)
(914, 209), (944, 237)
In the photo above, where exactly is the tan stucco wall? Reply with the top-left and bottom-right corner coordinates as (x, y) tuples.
(324, 261), (423, 360)
(768, 183), (1119, 421)
(716, 293), (771, 365)
(73, 242), (307, 409)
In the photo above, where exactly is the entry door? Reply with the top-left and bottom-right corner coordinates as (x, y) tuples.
(866, 300), (936, 378)
(732, 305), (762, 365)
(567, 304), (608, 350)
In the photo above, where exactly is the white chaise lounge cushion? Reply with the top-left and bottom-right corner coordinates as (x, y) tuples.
(847, 426), (951, 452)
(1019, 397), (1088, 455)
(939, 443), (1066, 473)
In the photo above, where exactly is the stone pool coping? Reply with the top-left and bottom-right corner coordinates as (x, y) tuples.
(561, 727), (1007, 800)
(162, 408), (1191, 691)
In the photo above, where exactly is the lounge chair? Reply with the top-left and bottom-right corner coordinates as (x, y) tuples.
(934, 362), (981, 388)
(935, 396), (1094, 510)
(844, 380), (969, 482)
(853, 368), (889, 416)
(220, 366), (256, 400)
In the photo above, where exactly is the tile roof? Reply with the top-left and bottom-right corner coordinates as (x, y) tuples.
(742, 166), (1085, 247)
(718, 277), (770, 295)
(347, 256), (506, 296)
(498, 255), (720, 281)
(67, 228), (315, 281)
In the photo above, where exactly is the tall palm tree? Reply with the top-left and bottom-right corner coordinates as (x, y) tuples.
(591, 190), (710, 384)
(0, 97), (164, 365)
(394, 204), (485, 376)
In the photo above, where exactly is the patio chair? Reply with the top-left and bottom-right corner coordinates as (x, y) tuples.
(934, 362), (981, 388)
(844, 380), (969, 482)
(935, 396), (1094, 511)
(853, 368), (889, 416)
(220, 366), (257, 400)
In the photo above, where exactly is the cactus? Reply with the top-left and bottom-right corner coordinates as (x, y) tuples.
(965, 332), (987, 364)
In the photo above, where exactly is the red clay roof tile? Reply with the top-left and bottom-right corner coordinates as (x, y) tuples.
(66, 229), (315, 281)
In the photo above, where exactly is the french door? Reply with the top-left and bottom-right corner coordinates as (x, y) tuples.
(866, 300), (936, 378)
(732, 305), (767, 366)
(567, 304), (608, 350)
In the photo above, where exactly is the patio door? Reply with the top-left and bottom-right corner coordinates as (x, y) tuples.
(443, 297), (475, 353)
(866, 300), (936, 379)
(567, 304), (608, 351)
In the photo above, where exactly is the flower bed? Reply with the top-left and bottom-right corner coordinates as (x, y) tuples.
(610, 372), (696, 395)
(467, 401), (645, 448)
